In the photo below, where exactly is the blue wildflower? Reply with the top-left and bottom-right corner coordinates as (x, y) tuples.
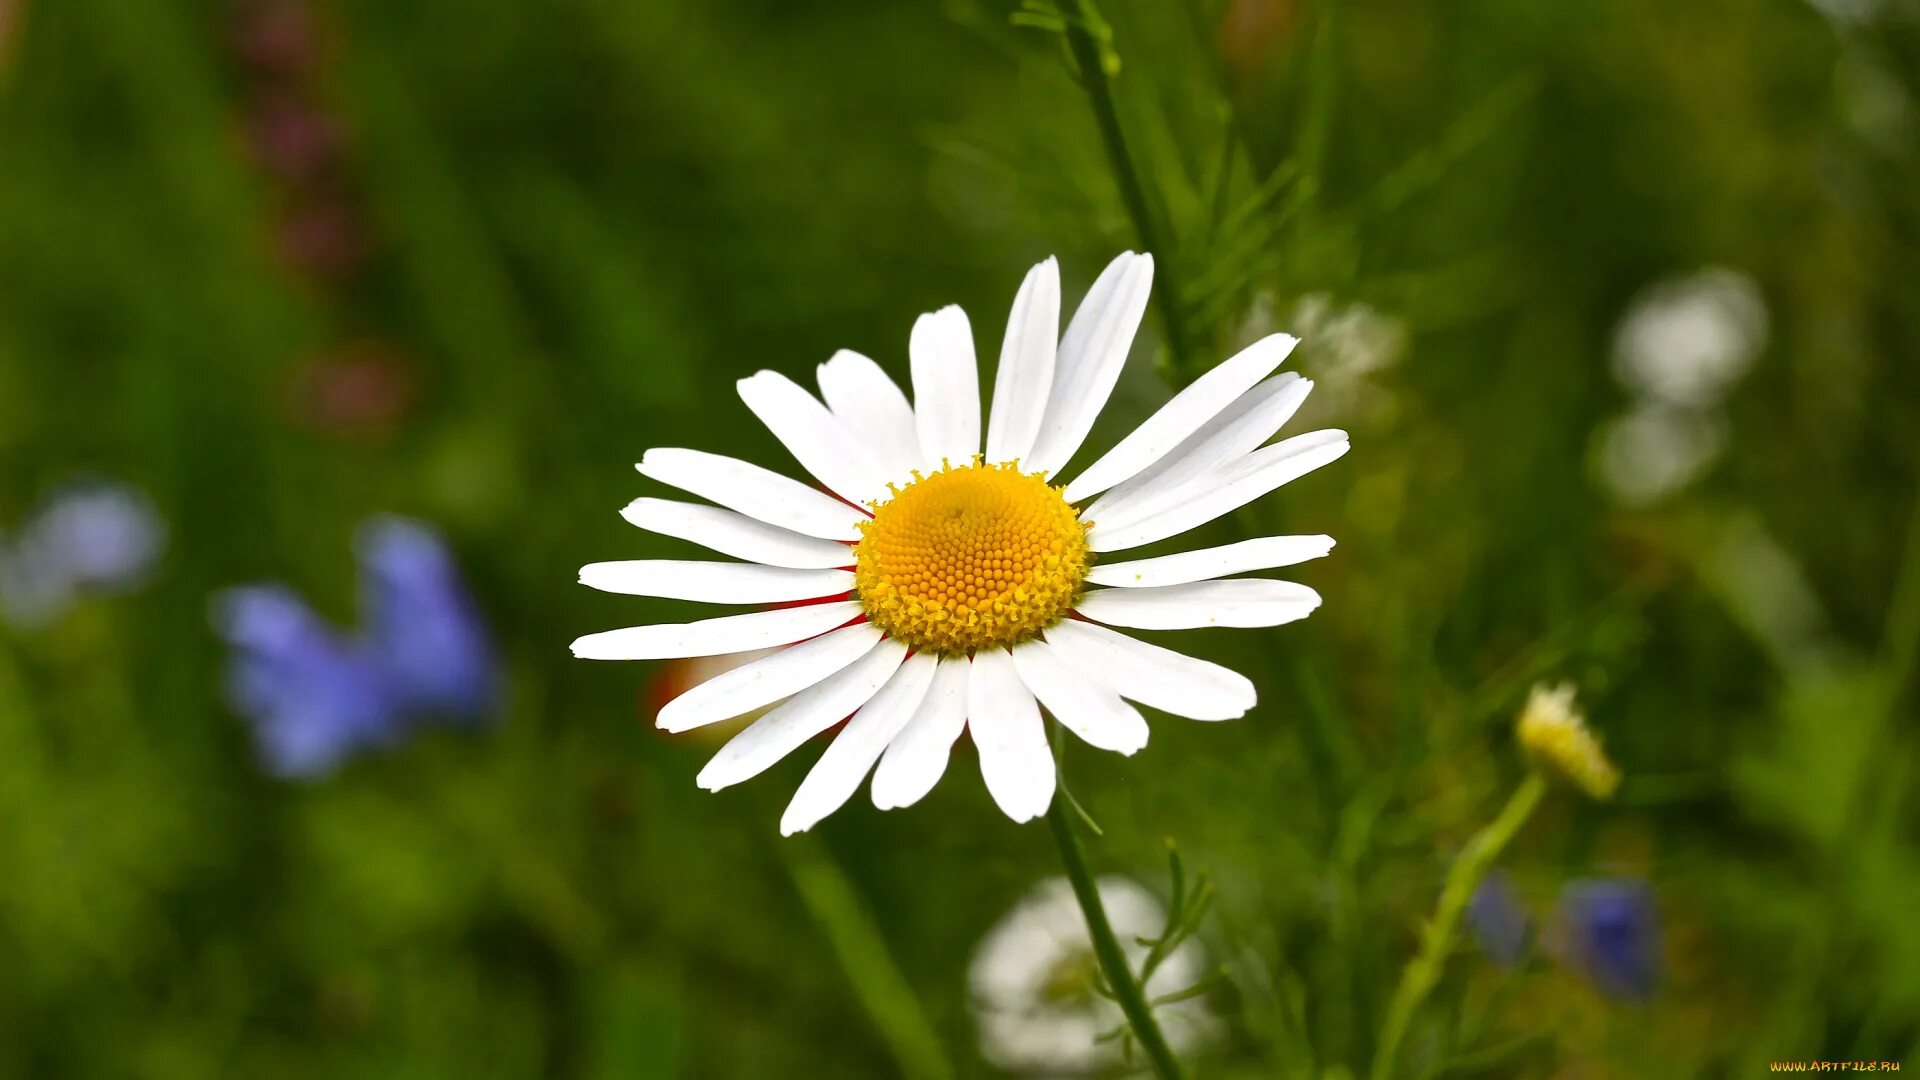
(357, 516), (498, 720)
(214, 517), (497, 780)
(1556, 878), (1661, 1000)
(1467, 871), (1531, 967)
(215, 586), (405, 779)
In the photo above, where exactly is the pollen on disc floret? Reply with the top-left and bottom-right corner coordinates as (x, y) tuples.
(854, 457), (1091, 655)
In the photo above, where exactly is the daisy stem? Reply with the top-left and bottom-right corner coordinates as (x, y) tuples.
(1063, 0), (1198, 381)
(1045, 795), (1187, 1079)
(1371, 771), (1547, 1080)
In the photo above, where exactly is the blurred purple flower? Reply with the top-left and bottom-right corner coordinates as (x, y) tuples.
(357, 516), (498, 721)
(1, 481), (166, 628)
(1467, 871), (1530, 967)
(214, 517), (498, 780)
(214, 586), (405, 779)
(1556, 878), (1661, 1000)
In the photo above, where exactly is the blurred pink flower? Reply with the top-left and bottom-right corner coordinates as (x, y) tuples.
(286, 341), (417, 439)
(230, 0), (320, 77)
(245, 92), (342, 183)
(275, 199), (368, 279)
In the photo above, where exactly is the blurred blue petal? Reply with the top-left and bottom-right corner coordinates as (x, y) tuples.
(1557, 878), (1661, 1000)
(33, 482), (167, 591)
(356, 516), (498, 721)
(213, 585), (406, 780)
(1467, 871), (1530, 967)
(1, 480), (167, 627)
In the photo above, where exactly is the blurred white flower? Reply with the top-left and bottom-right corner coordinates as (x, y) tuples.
(1610, 268), (1767, 410)
(970, 876), (1220, 1076)
(1593, 404), (1726, 506)
(1699, 512), (1838, 675)
(1802, 0), (1887, 25)
(1287, 293), (1408, 380)
(1, 481), (166, 628)
(1257, 292), (1408, 422)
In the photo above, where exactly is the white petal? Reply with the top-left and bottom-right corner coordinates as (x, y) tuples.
(967, 649), (1056, 823)
(657, 622), (883, 733)
(1076, 579), (1322, 630)
(571, 601), (860, 661)
(1024, 252), (1155, 478)
(1088, 429), (1350, 552)
(737, 371), (892, 505)
(780, 652), (939, 834)
(1085, 535), (1335, 588)
(910, 305), (981, 468)
(1085, 373), (1311, 529)
(1062, 333), (1297, 502)
(817, 350), (920, 483)
(579, 560), (853, 604)
(621, 498), (854, 570)
(696, 637), (908, 791)
(638, 448), (863, 541)
(1046, 619), (1256, 721)
(984, 258), (1061, 465)
(871, 655), (970, 810)
(1011, 641), (1148, 755)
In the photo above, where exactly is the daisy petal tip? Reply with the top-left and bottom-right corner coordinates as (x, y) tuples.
(569, 632), (619, 660)
(655, 706), (701, 733)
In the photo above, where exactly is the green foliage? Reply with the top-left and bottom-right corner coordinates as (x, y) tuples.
(4, 0), (1919, 1074)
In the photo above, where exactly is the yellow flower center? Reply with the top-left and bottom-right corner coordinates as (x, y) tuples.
(854, 458), (1090, 655)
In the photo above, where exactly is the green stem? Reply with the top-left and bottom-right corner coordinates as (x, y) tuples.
(1371, 772), (1547, 1080)
(1045, 795), (1186, 1079)
(1063, 1), (1198, 381)
(780, 837), (954, 1080)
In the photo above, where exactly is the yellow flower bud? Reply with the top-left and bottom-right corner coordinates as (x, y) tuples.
(1516, 682), (1621, 800)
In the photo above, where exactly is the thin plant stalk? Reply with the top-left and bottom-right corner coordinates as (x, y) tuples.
(780, 836), (954, 1080)
(1045, 794), (1187, 1079)
(1062, 0), (1198, 381)
(1371, 772), (1548, 1080)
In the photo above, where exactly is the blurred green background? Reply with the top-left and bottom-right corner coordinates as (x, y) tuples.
(3, 0), (1918, 1075)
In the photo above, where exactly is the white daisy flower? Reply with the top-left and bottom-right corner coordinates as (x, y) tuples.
(573, 252), (1348, 833)
(970, 876), (1220, 1075)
